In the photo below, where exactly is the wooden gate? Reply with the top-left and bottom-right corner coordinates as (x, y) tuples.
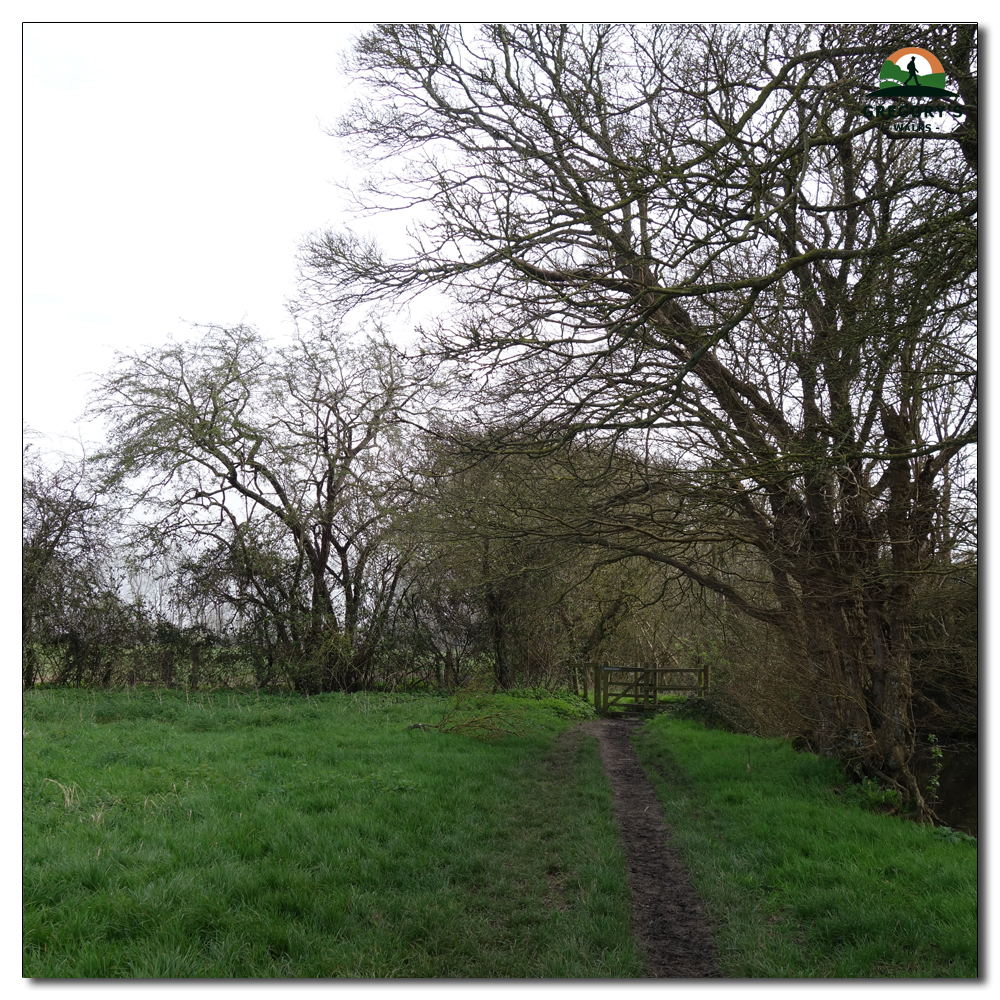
(572, 660), (710, 715)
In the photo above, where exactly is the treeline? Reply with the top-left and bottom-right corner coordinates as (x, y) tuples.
(23, 339), (977, 742)
(24, 351), (749, 698)
(24, 23), (977, 818)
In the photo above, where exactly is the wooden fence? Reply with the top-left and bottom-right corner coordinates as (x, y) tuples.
(570, 660), (710, 715)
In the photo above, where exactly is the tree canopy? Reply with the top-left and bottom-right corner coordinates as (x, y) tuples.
(93, 324), (426, 691)
(302, 22), (977, 814)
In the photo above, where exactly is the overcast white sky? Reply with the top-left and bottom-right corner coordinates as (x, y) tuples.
(23, 21), (386, 453)
(22, 8), (982, 453)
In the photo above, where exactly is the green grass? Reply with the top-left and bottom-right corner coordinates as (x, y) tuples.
(23, 687), (644, 978)
(632, 715), (978, 978)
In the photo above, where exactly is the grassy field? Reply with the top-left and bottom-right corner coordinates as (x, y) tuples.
(23, 687), (979, 978)
(23, 687), (643, 978)
(632, 714), (979, 978)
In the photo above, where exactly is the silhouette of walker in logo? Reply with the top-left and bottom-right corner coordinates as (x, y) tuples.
(903, 56), (920, 86)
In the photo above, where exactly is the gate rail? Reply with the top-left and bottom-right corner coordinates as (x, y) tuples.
(569, 660), (710, 715)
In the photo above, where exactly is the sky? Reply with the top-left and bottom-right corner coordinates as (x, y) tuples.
(23, 22), (382, 453)
(22, 12), (985, 454)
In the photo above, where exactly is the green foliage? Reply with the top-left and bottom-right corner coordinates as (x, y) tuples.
(930, 826), (978, 847)
(845, 779), (903, 814)
(288, 627), (355, 695)
(23, 688), (641, 978)
(665, 691), (760, 735)
(501, 689), (597, 721)
(925, 734), (944, 806)
(633, 717), (978, 978)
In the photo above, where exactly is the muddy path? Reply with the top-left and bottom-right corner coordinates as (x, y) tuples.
(577, 717), (721, 978)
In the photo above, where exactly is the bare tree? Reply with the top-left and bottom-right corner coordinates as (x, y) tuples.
(22, 441), (129, 688)
(304, 23), (977, 814)
(92, 323), (426, 692)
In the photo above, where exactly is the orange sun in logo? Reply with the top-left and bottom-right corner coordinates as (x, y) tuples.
(885, 48), (945, 76)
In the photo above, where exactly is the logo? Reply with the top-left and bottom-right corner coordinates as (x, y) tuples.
(861, 47), (964, 135)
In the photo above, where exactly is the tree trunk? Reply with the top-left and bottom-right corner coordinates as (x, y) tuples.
(161, 648), (175, 689)
(23, 615), (38, 689)
(444, 645), (455, 691)
(795, 579), (938, 821)
(487, 587), (511, 690)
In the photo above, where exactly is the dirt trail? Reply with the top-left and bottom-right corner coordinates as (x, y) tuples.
(578, 717), (721, 978)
